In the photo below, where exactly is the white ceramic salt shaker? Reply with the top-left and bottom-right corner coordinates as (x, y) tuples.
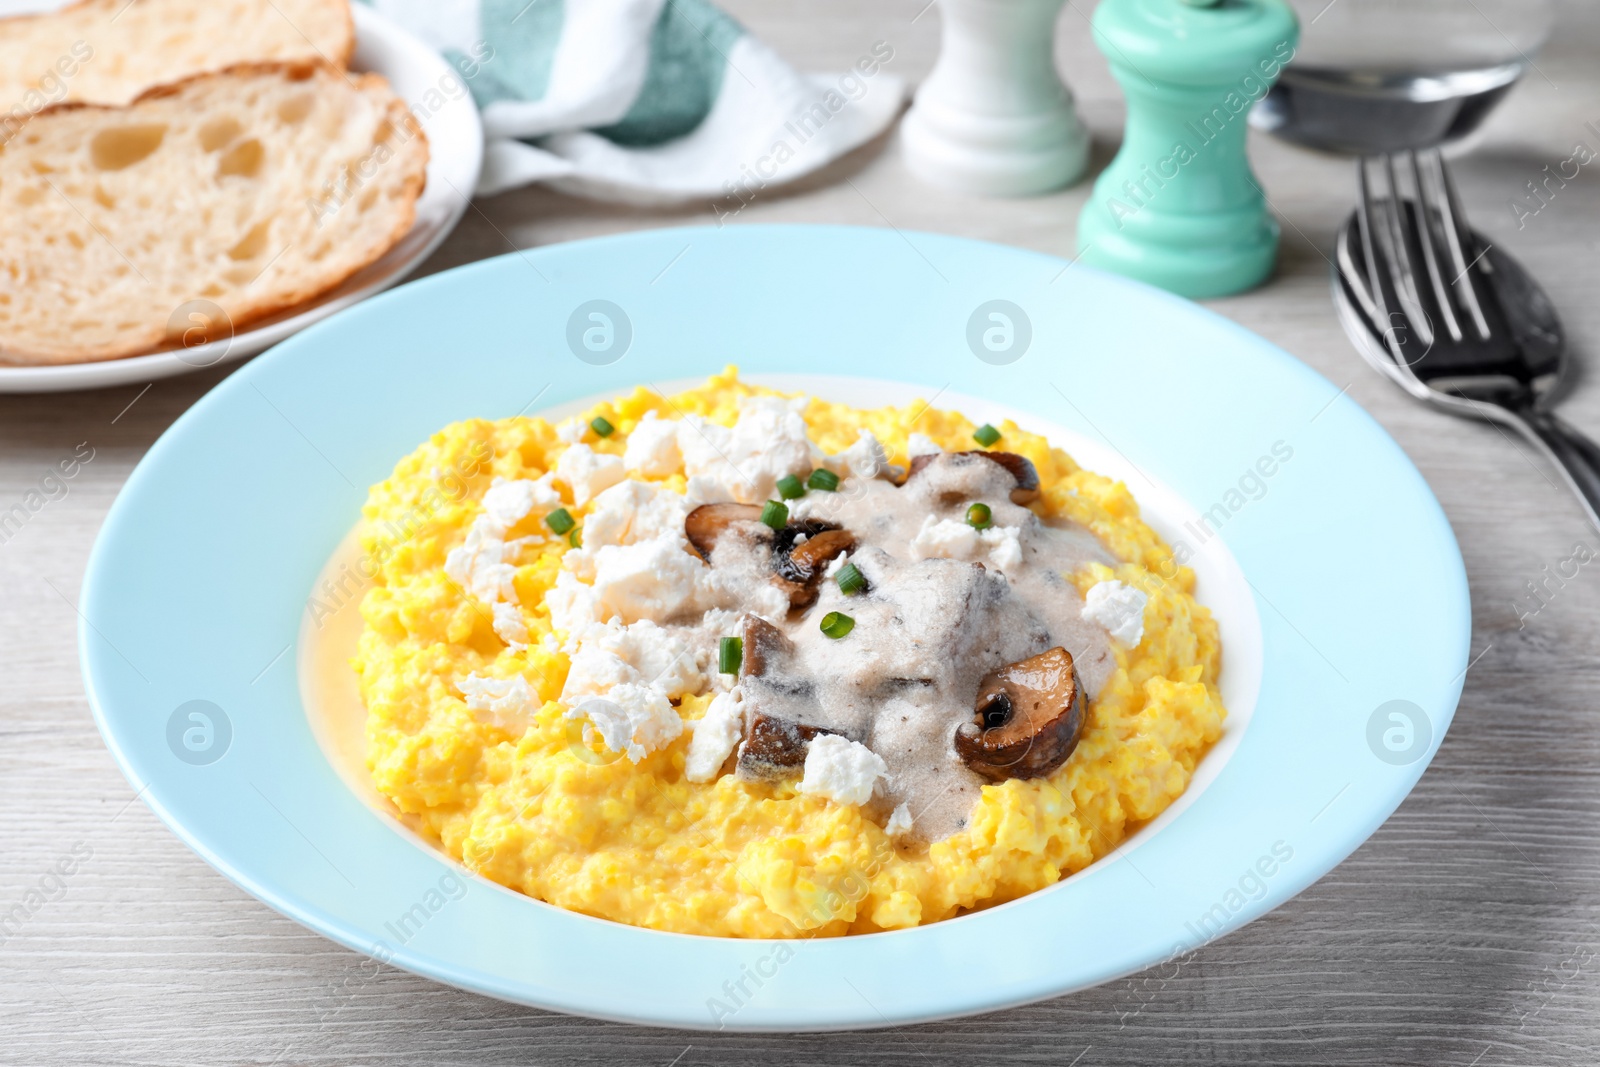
(901, 0), (1090, 197)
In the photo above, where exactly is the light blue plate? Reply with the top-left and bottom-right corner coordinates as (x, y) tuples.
(81, 225), (1469, 1031)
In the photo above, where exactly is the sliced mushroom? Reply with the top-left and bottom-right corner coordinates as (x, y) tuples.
(739, 614), (791, 677)
(689, 508), (857, 609)
(906, 450), (1041, 504)
(772, 522), (856, 606)
(904, 453), (939, 483)
(735, 614), (842, 780)
(739, 714), (840, 780)
(954, 646), (1084, 781)
(782, 526), (855, 579)
(684, 502), (763, 559)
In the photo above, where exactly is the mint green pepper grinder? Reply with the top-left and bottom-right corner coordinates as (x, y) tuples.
(1077, 0), (1298, 298)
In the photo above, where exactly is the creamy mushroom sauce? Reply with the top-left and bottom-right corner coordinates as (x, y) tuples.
(706, 453), (1116, 843)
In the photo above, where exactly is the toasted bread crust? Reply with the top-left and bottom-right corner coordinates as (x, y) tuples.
(0, 0), (356, 110)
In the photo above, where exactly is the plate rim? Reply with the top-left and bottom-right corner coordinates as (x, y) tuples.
(79, 222), (1472, 1031)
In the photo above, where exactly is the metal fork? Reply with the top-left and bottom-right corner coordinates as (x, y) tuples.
(1333, 148), (1600, 534)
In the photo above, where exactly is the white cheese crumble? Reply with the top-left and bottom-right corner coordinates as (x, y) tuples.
(986, 525), (1025, 573)
(827, 429), (889, 481)
(907, 515), (977, 559)
(678, 396), (814, 504)
(562, 619), (703, 703)
(444, 475), (560, 647)
(584, 537), (705, 625)
(798, 734), (888, 807)
(907, 515), (1026, 575)
(554, 443), (626, 506)
(676, 415), (732, 492)
(566, 684), (683, 763)
(458, 673), (538, 731)
(546, 569), (602, 637)
(444, 523), (519, 604)
(623, 411), (683, 478)
(1081, 579), (1148, 646)
(906, 433), (942, 458)
(555, 418), (588, 444)
(481, 475), (560, 528)
(579, 479), (690, 553)
(685, 687), (743, 782)
(884, 803), (914, 837)
(546, 481), (708, 643)
(492, 601), (529, 646)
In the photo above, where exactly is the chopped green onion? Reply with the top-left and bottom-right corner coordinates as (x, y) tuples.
(967, 502), (993, 530)
(568, 528), (583, 548)
(545, 508), (575, 535)
(760, 500), (788, 530)
(589, 416), (614, 438)
(836, 562), (867, 595)
(807, 468), (840, 492)
(719, 636), (743, 675)
(776, 473), (806, 500)
(819, 611), (855, 639)
(973, 423), (1001, 447)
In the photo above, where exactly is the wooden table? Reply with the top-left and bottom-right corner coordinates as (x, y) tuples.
(5, 2), (1599, 1063)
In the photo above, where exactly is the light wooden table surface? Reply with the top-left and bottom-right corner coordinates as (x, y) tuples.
(5, 2), (1600, 1064)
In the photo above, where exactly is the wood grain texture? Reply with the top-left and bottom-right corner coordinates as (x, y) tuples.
(4, 1), (1600, 1063)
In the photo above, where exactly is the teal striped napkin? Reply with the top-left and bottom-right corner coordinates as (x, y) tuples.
(365, 0), (905, 202)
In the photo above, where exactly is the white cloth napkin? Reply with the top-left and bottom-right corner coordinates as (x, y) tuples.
(365, 0), (905, 203)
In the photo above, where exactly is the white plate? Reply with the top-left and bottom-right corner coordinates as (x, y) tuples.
(0, 3), (482, 393)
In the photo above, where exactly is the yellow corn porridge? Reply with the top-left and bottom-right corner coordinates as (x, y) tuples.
(352, 369), (1225, 937)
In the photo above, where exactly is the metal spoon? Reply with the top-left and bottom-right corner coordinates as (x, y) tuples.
(1332, 149), (1600, 534)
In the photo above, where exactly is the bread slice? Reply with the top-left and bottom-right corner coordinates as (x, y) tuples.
(0, 61), (428, 365)
(0, 0), (353, 127)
